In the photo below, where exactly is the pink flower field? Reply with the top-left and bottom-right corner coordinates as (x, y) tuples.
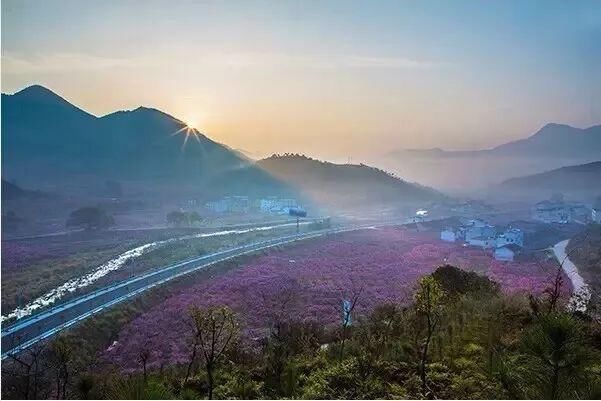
(104, 227), (568, 369)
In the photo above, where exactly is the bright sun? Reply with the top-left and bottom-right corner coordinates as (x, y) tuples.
(185, 118), (200, 130)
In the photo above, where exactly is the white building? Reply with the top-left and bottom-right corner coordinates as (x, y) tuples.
(465, 224), (496, 241)
(205, 199), (229, 213)
(494, 244), (521, 261)
(440, 229), (456, 242)
(205, 196), (250, 213)
(467, 236), (496, 248)
(533, 200), (570, 223)
(593, 207), (601, 223)
(570, 204), (590, 222)
(496, 228), (524, 248)
(260, 197), (298, 214)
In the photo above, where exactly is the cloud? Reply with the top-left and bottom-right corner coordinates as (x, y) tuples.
(340, 56), (446, 69)
(1, 52), (135, 74)
(1, 51), (448, 77)
(211, 52), (449, 71)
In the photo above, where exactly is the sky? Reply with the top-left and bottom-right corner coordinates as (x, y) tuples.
(2, 0), (601, 161)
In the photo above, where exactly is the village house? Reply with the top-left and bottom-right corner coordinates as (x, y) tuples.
(494, 244), (522, 261)
(467, 236), (496, 248)
(205, 196), (250, 213)
(441, 218), (498, 248)
(260, 197), (298, 214)
(440, 228), (456, 242)
(464, 222), (496, 242)
(533, 200), (570, 223)
(496, 228), (524, 248)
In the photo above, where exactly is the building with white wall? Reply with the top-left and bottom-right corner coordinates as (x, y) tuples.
(496, 228), (524, 248)
(440, 229), (456, 242)
(467, 236), (496, 248)
(494, 244), (521, 261)
(260, 197), (298, 214)
(533, 200), (570, 223)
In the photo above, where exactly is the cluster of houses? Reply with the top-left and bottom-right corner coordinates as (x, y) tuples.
(441, 219), (524, 262)
(531, 194), (599, 224)
(205, 196), (299, 215)
(532, 200), (589, 224)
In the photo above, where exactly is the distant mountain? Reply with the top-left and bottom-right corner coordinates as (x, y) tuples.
(1, 85), (248, 192)
(499, 161), (601, 193)
(381, 123), (601, 192)
(390, 123), (601, 159)
(490, 124), (601, 158)
(211, 154), (442, 208)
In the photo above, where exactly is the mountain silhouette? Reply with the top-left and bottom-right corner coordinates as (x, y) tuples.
(1, 85), (248, 192)
(209, 154), (443, 208)
(499, 161), (601, 194)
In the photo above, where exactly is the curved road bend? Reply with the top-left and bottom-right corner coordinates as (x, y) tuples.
(1, 220), (409, 359)
(552, 239), (591, 312)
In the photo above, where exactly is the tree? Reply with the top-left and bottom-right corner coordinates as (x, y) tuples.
(66, 207), (114, 231)
(431, 264), (499, 297)
(188, 211), (202, 225)
(2, 344), (46, 399)
(339, 287), (363, 360)
(47, 337), (73, 399)
(167, 210), (202, 227)
(414, 275), (445, 398)
(521, 312), (594, 399)
(188, 306), (238, 399)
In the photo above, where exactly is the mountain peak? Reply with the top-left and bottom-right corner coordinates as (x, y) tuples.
(531, 123), (576, 137)
(8, 84), (96, 119)
(13, 84), (63, 101)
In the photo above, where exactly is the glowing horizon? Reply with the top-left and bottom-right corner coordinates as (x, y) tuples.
(2, 0), (600, 161)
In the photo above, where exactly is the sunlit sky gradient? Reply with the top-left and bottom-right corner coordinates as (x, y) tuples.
(2, 0), (600, 161)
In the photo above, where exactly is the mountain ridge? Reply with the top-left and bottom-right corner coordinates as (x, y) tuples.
(494, 160), (601, 201)
(388, 123), (601, 159)
(1, 84), (248, 192)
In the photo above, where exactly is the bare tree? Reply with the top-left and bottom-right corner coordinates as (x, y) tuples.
(339, 286), (363, 360)
(188, 305), (238, 399)
(47, 336), (73, 400)
(414, 275), (445, 398)
(137, 345), (151, 384)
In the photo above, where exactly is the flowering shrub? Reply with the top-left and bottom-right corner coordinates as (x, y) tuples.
(104, 227), (569, 369)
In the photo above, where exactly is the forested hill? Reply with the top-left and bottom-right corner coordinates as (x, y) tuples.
(255, 154), (442, 207)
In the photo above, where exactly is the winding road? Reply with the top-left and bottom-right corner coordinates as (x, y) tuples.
(552, 239), (591, 312)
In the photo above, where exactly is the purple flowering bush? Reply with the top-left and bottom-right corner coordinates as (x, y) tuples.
(104, 227), (569, 369)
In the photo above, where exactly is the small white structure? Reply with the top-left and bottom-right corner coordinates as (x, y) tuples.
(533, 200), (570, 223)
(494, 244), (521, 261)
(260, 197), (298, 214)
(465, 224), (496, 241)
(467, 236), (496, 249)
(592, 207), (601, 223)
(496, 228), (524, 248)
(440, 229), (456, 242)
(206, 196), (250, 213)
(416, 209), (429, 218)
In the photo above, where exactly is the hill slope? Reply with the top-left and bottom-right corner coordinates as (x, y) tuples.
(213, 154), (442, 208)
(499, 161), (601, 193)
(1, 85), (248, 192)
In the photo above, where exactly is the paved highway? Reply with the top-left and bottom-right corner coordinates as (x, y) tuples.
(2, 221), (407, 359)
